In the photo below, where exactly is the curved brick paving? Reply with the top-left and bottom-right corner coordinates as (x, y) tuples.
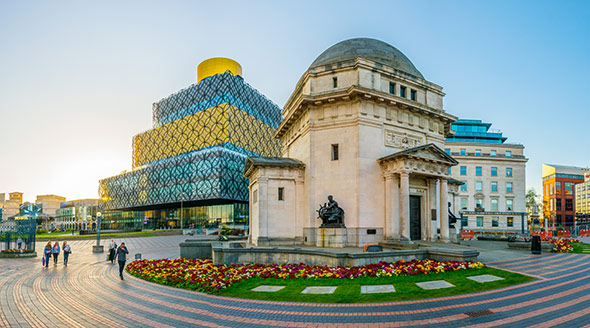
(1, 236), (589, 327)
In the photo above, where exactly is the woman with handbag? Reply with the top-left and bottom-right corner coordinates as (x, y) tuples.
(62, 241), (71, 266)
(43, 242), (52, 268)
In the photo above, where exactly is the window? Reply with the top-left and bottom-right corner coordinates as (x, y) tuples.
(332, 77), (338, 88)
(506, 168), (512, 177)
(491, 199), (498, 211)
(460, 166), (467, 175)
(476, 198), (483, 209)
(460, 182), (467, 191)
(506, 182), (513, 192)
(461, 198), (468, 210)
(506, 151), (511, 157)
(491, 182), (498, 192)
(476, 181), (483, 191)
(477, 217), (483, 227)
(565, 182), (573, 195)
(507, 217), (514, 227)
(476, 166), (482, 176)
(550, 182), (553, 195)
(460, 149), (466, 156)
(389, 82), (395, 94)
(555, 181), (561, 194)
(445, 148), (450, 155)
(566, 199), (573, 211)
(410, 89), (417, 101)
(475, 149), (481, 156)
(278, 187), (284, 201)
(448, 167), (452, 175)
(491, 167), (497, 176)
(331, 144), (339, 161)
(507, 199), (513, 211)
(490, 150), (496, 157)
(492, 217), (499, 227)
(400, 86), (407, 98)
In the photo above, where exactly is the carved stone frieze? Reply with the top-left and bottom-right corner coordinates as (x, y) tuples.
(384, 129), (423, 149)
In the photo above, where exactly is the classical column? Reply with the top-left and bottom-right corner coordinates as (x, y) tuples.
(399, 172), (410, 241)
(440, 178), (449, 242)
(384, 174), (400, 240)
(258, 177), (269, 244)
(384, 175), (392, 240)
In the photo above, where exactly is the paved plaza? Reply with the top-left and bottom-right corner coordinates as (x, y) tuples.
(0, 236), (589, 327)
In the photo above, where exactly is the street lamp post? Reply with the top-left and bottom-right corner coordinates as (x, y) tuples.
(180, 192), (184, 231)
(92, 212), (104, 253)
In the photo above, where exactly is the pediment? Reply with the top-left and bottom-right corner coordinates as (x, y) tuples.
(378, 143), (458, 166)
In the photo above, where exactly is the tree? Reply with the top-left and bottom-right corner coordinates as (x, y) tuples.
(526, 188), (543, 214)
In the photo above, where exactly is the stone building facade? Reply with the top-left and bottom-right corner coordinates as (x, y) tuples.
(446, 120), (528, 233)
(245, 38), (459, 247)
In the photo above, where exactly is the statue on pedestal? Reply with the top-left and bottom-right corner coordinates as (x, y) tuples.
(317, 195), (345, 228)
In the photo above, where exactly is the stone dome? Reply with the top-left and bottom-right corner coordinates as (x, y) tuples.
(310, 38), (424, 79)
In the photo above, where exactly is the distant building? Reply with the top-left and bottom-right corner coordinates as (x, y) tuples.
(55, 199), (99, 230)
(446, 119), (528, 233)
(0, 192), (23, 220)
(542, 164), (589, 230)
(574, 171), (590, 228)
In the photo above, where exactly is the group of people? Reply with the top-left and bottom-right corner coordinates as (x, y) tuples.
(108, 240), (129, 280)
(43, 241), (71, 268)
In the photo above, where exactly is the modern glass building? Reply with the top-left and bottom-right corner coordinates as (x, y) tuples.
(447, 119), (507, 144)
(99, 58), (282, 230)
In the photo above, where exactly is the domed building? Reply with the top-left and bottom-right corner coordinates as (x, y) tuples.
(245, 38), (460, 247)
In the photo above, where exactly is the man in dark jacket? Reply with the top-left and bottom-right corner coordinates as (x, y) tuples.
(114, 242), (129, 280)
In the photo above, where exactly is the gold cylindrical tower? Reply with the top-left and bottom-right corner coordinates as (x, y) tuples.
(197, 57), (242, 83)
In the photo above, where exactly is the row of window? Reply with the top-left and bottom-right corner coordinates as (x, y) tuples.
(459, 181), (513, 193)
(469, 216), (514, 228)
(548, 198), (574, 211)
(388, 82), (417, 101)
(456, 166), (512, 177)
(461, 198), (514, 211)
(545, 181), (574, 195)
(446, 148), (511, 157)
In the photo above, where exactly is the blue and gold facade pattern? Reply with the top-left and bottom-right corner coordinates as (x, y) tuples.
(99, 61), (282, 229)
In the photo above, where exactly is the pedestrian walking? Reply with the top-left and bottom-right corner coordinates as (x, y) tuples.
(62, 241), (71, 266)
(17, 237), (23, 250)
(43, 242), (52, 268)
(108, 239), (117, 263)
(115, 242), (129, 280)
(52, 241), (60, 265)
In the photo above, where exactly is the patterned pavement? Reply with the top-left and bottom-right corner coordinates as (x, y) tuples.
(0, 236), (589, 328)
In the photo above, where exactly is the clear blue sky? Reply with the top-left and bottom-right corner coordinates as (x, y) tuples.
(1, 0), (588, 202)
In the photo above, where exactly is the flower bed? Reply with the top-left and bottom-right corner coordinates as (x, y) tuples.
(0, 249), (34, 254)
(126, 258), (486, 293)
(550, 238), (575, 253)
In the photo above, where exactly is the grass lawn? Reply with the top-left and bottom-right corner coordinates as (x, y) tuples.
(570, 242), (590, 254)
(216, 267), (535, 303)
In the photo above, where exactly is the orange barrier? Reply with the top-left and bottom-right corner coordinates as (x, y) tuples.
(580, 229), (590, 237)
(460, 230), (475, 240)
(557, 231), (571, 238)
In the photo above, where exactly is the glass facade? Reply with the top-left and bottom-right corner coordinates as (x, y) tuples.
(99, 71), (282, 228)
(447, 119), (508, 144)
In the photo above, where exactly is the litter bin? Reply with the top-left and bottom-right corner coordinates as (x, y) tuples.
(531, 235), (541, 254)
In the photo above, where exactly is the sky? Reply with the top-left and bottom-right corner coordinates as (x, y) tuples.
(0, 0), (589, 202)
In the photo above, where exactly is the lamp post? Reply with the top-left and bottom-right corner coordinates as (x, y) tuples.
(180, 191), (184, 231)
(92, 212), (104, 253)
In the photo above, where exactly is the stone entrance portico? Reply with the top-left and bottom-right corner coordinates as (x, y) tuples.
(378, 144), (458, 242)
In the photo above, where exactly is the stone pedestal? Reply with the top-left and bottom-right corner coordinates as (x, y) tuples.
(316, 227), (347, 248)
(92, 245), (104, 253)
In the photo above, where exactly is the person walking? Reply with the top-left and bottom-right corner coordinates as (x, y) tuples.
(43, 242), (52, 268)
(108, 240), (117, 263)
(51, 241), (60, 265)
(115, 242), (129, 280)
(62, 241), (71, 266)
(17, 237), (23, 250)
